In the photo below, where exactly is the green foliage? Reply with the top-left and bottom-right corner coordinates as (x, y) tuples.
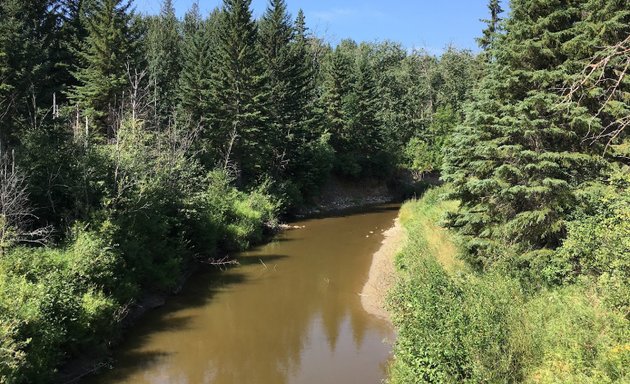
(476, 0), (504, 52)
(4, 0), (627, 382)
(403, 137), (435, 176)
(524, 286), (630, 383)
(186, 169), (279, 254)
(390, 187), (527, 383)
(550, 169), (630, 315)
(16, 122), (110, 228)
(0, 228), (123, 383)
(145, 0), (182, 123)
(320, 41), (397, 178)
(443, 0), (629, 273)
(289, 133), (335, 201)
(0, 120), (279, 382)
(389, 186), (630, 384)
(0, 0), (59, 145)
(209, 0), (271, 180)
(177, 4), (216, 132)
(68, 0), (137, 134)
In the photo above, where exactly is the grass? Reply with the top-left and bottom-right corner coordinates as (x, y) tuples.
(387, 185), (630, 384)
(397, 188), (464, 275)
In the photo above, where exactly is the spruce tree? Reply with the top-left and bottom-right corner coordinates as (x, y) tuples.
(320, 40), (356, 160)
(69, 0), (136, 138)
(210, 0), (269, 181)
(443, 0), (629, 276)
(259, 1), (315, 178)
(177, 4), (215, 131)
(0, 0), (60, 145)
(145, 0), (182, 126)
(291, 9), (317, 138)
(476, 0), (504, 52)
(55, 0), (88, 96)
(350, 52), (384, 175)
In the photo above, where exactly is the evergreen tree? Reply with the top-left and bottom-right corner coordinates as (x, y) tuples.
(259, 1), (315, 178)
(145, 0), (182, 126)
(56, 0), (88, 95)
(176, 4), (215, 130)
(0, 0), (60, 146)
(210, 0), (269, 181)
(443, 0), (629, 276)
(320, 40), (389, 177)
(69, 0), (136, 138)
(350, 52), (384, 174)
(320, 40), (356, 156)
(291, 9), (317, 138)
(476, 0), (504, 52)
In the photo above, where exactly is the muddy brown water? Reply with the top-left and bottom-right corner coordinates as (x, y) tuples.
(87, 205), (399, 384)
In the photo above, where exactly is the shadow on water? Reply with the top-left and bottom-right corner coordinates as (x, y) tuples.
(88, 270), (250, 384)
(95, 350), (174, 383)
(298, 202), (401, 221)
(86, 204), (399, 384)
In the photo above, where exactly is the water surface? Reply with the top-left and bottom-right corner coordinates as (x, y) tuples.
(88, 205), (398, 384)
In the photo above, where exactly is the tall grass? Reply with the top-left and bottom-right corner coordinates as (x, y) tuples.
(388, 186), (629, 383)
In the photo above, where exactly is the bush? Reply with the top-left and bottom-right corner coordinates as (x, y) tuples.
(0, 228), (124, 383)
(551, 170), (630, 315)
(390, 257), (528, 383)
(190, 171), (279, 252)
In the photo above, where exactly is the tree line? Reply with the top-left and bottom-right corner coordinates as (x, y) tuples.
(0, 0), (478, 382)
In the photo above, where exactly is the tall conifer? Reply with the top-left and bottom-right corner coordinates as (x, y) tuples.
(259, 1), (315, 177)
(443, 0), (629, 274)
(351, 52), (384, 173)
(210, 0), (269, 181)
(177, 4), (215, 131)
(69, 0), (136, 137)
(476, 0), (504, 52)
(0, 0), (59, 145)
(146, 0), (182, 125)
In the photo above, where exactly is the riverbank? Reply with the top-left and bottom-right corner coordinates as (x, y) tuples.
(300, 176), (396, 216)
(387, 186), (630, 383)
(360, 217), (404, 322)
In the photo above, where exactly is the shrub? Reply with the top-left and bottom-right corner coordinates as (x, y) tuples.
(524, 286), (630, 383)
(0, 229), (124, 383)
(552, 170), (630, 315)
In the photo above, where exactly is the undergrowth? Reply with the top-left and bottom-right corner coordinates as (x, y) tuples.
(388, 186), (630, 383)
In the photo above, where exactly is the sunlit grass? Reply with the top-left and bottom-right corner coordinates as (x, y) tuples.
(388, 185), (630, 384)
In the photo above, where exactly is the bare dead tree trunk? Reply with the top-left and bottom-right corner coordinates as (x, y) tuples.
(0, 149), (51, 255)
(126, 63), (149, 130)
(223, 121), (239, 172)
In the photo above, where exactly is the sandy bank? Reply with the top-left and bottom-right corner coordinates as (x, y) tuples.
(361, 216), (405, 322)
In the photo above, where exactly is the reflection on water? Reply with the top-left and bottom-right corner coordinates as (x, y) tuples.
(87, 205), (399, 384)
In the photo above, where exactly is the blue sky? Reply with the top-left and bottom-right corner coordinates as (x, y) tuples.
(134, 0), (507, 54)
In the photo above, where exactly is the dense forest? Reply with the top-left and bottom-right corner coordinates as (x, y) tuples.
(0, 0), (628, 382)
(0, 0), (477, 382)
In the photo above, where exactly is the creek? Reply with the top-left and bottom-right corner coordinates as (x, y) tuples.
(87, 204), (399, 384)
